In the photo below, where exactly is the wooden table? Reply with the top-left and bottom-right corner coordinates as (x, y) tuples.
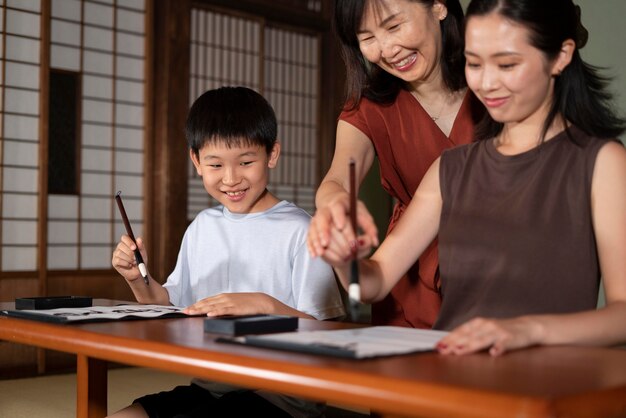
(1, 300), (626, 418)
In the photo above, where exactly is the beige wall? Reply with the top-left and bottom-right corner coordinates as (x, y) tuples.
(578, 0), (625, 143)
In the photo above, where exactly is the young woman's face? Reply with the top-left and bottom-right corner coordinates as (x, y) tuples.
(356, 0), (447, 88)
(464, 12), (558, 127)
(190, 141), (280, 214)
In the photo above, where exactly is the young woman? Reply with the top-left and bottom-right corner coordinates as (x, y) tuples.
(311, 0), (482, 328)
(310, 0), (626, 355)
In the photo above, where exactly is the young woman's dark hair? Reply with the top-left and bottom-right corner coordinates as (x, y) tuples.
(334, 0), (466, 109)
(466, 0), (625, 141)
(185, 86), (278, 156)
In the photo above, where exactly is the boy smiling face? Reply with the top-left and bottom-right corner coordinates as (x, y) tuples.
(190, 139), (281, 214)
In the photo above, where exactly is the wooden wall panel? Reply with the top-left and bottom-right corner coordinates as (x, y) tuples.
(47, 274), (135, 301)
(0, 341), (38, 379)
(151, 0), (191, 281)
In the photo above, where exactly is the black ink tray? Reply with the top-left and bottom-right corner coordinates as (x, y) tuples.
(204, 314), (298, 336)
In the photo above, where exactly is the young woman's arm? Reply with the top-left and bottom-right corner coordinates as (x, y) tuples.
(320, 157), (443, 303)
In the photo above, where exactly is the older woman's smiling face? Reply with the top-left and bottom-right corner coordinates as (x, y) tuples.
(357, 0), (448, 88)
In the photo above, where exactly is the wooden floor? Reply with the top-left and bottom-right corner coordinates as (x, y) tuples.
(0, 367), (368, 417)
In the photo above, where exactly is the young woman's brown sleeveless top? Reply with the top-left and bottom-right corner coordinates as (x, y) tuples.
(435, 126), (608, 330)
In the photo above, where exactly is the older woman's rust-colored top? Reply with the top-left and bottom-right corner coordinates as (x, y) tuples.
(340, 89), (481, 328)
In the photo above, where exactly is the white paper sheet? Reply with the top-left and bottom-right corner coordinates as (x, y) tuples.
(241, 326), (449, 359)
(2, 304), (187, 323)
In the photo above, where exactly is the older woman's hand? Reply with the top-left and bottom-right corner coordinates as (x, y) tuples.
(307, 193), (378, 258)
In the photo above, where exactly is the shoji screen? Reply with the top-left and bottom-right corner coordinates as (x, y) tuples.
(188, 8), (319, 219)
(264, 26), (318, 214)
(188, 9), (261, 216)
(0, 0), (42, 271)
(47, 0), (146, 270)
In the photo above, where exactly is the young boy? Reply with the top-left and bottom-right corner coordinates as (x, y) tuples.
(110, 86), (345, 418)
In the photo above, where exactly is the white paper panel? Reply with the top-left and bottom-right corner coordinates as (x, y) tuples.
(114, 218), (142, 238)
(116, 32), (144, 57)
(115, 80), (143, 103)
(3, 220), (37, 244)
(274, 185), (295, 202)
(84, 27), (113, 51)
(2, 247), (37, 271)
(84, 2), (113, 27)
(50, 44), (80, 71)
(47, 246), (78, 269)
(81, 246), (113, 269)
(6, 9), (39, 37)
(51, 0), (80, 21)
(248, 22), (260, 50)
(48, 220), (78, 244)
(82, 148), (112, 171)
(5, 62), (39, 89)
(118, 0), (144, 11)
(115, 103), (143, 126)
(114, 150), (143, 173)
(115, 127), (143, 150)
(81, 173), (112, 195)
(3, 193), (37, 218)
(81, 197), (112, 220)
(116, 56), (143, 79)
(113, 222), (128, 242)
(83, 75), (113, 100)
(83, 99), (113, 123)
(190, 42), (197, 81)
(83, 124), (113, 147)
(3, 167), (38, 192)
(114, 174), (142, 197)
(4, 114), (39, 140)
(116, 8), (144, 33)
(6, 35), (39, 63)
(83, 50), (113, 75)
(48, 195), (79, 219)
(4, 89), (38, 115)
(81, 222), (110, 244)
(3, 141), (38, 167)
(115, 197), (143, 222)
(191, 9), (199, 42)
(51, 19), (81, 46)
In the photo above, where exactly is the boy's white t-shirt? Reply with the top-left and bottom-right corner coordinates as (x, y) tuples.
(163, 200), (345, 417)
(163, 200), (345, 320)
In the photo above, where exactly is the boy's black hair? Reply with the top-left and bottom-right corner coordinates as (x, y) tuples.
(185, 86), (278, 156)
